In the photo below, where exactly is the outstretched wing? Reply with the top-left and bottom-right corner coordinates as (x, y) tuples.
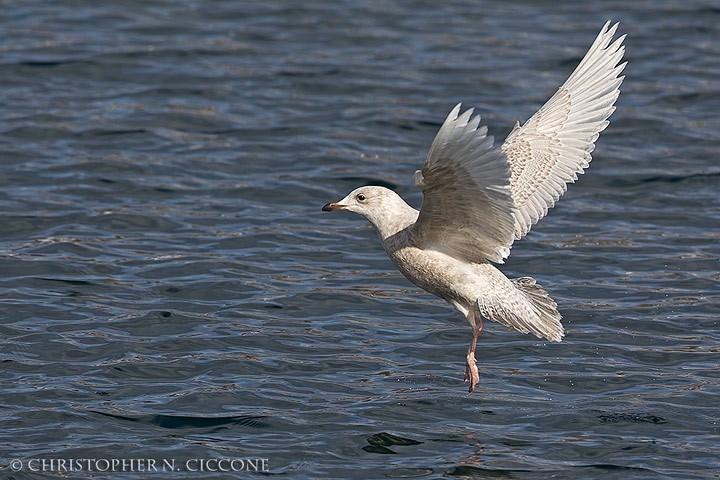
(502, 21), (626, 240)
(412, 104), (516, 264)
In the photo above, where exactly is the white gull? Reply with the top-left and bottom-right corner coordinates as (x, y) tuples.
(322, 22), (626, 392)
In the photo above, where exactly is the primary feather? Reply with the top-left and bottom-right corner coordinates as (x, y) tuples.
(502, 21), (626, 240)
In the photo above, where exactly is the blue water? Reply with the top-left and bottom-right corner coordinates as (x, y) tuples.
(1, 1), (718, 478)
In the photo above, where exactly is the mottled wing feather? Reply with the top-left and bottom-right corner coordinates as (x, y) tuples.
(413, 104), (516, 264)
(502, 21), (626, 240)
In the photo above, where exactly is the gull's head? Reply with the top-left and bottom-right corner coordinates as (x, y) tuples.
(322, 186), (417, 238)
(322, 186), (394, 217)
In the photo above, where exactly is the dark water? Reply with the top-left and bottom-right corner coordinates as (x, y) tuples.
(1, 1), (718, 478)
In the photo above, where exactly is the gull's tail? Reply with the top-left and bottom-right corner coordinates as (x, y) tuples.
(511, 277), (564, 342)
(473, 264), (565, 342)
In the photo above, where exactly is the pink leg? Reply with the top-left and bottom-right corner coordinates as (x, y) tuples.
(464, 315), (484, 392)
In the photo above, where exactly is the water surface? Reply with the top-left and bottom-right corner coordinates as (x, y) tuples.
(1, 1), (718, 478)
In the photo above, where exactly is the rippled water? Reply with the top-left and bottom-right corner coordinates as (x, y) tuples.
(1, 1), (718, 478)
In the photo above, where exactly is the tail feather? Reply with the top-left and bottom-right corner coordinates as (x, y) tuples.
(477, 276), (565, 342)
(512, 277), (564, 342)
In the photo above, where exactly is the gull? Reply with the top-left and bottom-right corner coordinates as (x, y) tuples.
(322, 22), (626, 392)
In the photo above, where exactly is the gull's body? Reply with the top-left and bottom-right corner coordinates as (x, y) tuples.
(323, 22), (626, 392)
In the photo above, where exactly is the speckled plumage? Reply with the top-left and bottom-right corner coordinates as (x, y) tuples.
(323, 22), (626, 392)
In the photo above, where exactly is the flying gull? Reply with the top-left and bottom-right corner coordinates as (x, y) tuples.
(322, 22), (626, 392)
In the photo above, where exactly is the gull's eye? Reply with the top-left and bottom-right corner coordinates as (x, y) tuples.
(356, 193), (366, 202)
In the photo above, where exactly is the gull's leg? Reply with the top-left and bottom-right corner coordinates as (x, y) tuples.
(464, 310), (484, 392)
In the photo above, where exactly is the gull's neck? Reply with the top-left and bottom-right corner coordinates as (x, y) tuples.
(368, 196), (419, 242)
